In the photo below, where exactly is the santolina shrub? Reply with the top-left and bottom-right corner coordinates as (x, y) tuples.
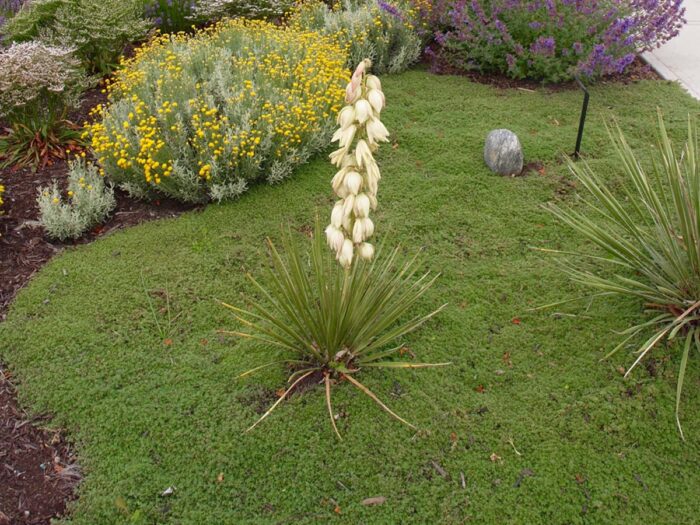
(37, 159), (116, 240)
(86, 19), (347, 203)
(429, 0), (685, 82)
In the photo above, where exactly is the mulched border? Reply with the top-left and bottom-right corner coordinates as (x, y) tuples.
(0, 367), (79, 525)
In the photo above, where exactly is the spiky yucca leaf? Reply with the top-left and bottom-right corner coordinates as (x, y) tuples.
(220, 221), (448, 438)
(548, 112), (700, 439)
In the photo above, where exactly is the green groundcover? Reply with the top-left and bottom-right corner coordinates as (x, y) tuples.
(2, 71), (699, 524)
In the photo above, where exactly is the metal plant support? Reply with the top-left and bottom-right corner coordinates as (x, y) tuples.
(573, 76), (589, 159)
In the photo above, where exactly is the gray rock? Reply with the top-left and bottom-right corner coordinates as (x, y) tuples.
(484, 129), (523, 176)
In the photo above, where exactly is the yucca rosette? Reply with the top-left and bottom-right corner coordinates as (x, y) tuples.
(326, 59), (389, 267)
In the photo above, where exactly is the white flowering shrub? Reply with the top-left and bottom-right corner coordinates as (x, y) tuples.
(0, 41), (82, 115)
(37, 159), (116, 241)
(0, 41), (84, 168)
(290, 0), (422, 74)
(3, 0), (150, 75)
(191, 0), (296, 21)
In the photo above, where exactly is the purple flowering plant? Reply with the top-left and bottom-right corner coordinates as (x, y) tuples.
(0, 0), (25, 34)
(145, 0), (197, 32)
(428, 0), (686, 82)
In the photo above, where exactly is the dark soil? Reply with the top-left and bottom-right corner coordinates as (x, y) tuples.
(0, 367), (79, 525)
(0, 87), (194, 525)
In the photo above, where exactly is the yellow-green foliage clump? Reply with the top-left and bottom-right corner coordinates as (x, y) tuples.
(289, 0), (422, 74)
(86, 19), (348, 203)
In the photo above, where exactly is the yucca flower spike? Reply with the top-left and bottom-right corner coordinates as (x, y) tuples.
(327, 59), (389, 267)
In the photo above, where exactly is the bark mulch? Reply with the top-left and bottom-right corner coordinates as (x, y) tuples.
(0, 368), (79, 525)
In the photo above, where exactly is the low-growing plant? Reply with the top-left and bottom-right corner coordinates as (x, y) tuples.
(546, 114), (700, 439)
(428, 0), (685, 82)
(86, 18), (348, 203)
(0, 42), (85, 169)
(37, 159), (116, 240)
(3, 0), (151, 75)
(290, 0), (422, 74)
(223, 62), (447, 437)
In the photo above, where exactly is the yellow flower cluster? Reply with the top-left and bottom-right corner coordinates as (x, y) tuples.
(85, 19), (348, 202)
(0, 183), (4, 209)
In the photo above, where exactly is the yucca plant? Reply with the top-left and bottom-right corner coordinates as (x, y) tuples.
(547, 112), (700, 439)
(221, 225), (447, 437)
(221, 60), (448, 438)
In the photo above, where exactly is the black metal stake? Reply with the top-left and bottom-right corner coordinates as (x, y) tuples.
(574, 76), (589, 159)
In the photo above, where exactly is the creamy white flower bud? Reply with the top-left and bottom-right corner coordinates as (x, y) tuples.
(366, 75), (382, 91)
(368, 192), (378, 210)
(329, 147), (348, 167)
(338, 239), (354, 267)
(336, 183), (349, 199)
(325, 225), (345, 252)
(344, 171), (362, 195)
(331, 167), (348, 194)
(366, 118), (389, 144)
(352, 219), (365, 243)
(331, 200), (344, 227)
(342, 214), (353, 232)
(355, 139), (373, 168)
(332, 124), (357, 149)
(366, 173), (378, 196)
(368, 89), (385, 114)
(360, 217), (374, 239)
(345, 82), (361, 104)
(354, 193), (370, 218)
(358, 242), (375, 260)
(342, 194), (355, 218)
(354, 99), (372, 124)
(337, 105), (356, 129)
(352, 59), (369, 82)
(366, 159), (381, 182)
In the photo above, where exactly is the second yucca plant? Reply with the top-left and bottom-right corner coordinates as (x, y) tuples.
(222, 60), (447, 438)
(548, 113), (700, 439)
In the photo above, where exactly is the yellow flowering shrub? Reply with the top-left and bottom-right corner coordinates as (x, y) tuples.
(86, 19), (348, 203)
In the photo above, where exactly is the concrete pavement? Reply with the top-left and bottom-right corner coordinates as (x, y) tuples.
(644, 1), (700, 100)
